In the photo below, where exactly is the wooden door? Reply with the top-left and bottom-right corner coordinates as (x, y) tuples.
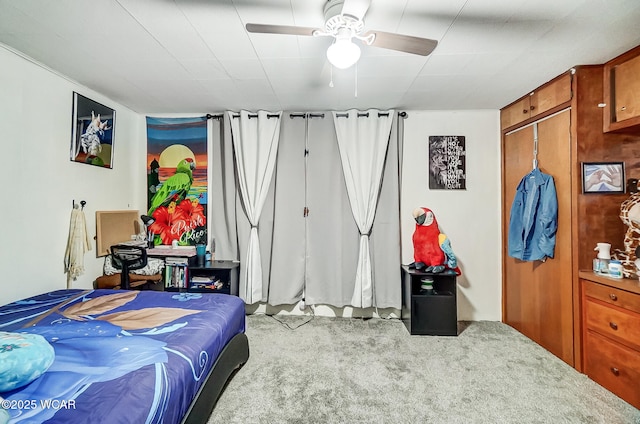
(503, 109), (574, 365)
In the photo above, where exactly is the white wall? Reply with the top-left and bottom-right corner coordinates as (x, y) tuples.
(0, 45), (146, 304)
(401, 111), (502, 321)
(0, 45), (503, 321)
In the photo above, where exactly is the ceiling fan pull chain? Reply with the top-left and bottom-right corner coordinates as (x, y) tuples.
(329, 65), (334, 88)
(354, 62), (358, 98)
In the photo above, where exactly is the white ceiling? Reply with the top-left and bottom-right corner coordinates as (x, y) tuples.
(1, 0), (639, 114)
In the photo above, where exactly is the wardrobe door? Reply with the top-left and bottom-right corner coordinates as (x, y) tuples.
(503, 109), (574, 365)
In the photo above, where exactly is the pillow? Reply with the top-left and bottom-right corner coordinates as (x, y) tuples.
(0, 403), (8, 424)
(0, 332), (55, 392)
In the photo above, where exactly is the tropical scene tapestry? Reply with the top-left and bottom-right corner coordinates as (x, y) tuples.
(146, 117), (208, 246)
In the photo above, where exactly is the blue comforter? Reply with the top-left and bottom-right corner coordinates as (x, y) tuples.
(0, 289), (246, 423)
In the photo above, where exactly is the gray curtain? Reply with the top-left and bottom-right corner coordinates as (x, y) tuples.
(210, 111), (403, 309)
(229, 110), (282, 304)
(369, 113), (402, 309)
(266, 115), (307, 305)
(208, 116), (238, 261)
(332, 109), (395, 307)
(301, 114), (360, 307)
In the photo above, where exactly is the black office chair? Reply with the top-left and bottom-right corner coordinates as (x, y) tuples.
(110, 245), (148, 290)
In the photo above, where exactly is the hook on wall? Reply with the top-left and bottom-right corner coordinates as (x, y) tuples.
(73, 200), (87, 209)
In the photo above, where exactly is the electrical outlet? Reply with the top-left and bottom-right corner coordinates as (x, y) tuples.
(627, 178), (638, 193)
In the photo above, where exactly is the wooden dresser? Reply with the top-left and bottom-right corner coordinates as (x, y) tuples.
(580, 270), (640, 408)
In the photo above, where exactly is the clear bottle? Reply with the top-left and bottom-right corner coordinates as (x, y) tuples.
(593, 257), (610, 274)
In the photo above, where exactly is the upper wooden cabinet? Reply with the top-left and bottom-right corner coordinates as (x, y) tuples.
(501, 96), (532, 130)
(604, 45), (640, 133)
(500, 72), (572, 130)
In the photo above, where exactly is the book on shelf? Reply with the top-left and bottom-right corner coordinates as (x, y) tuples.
(165, 256), (189, 265)
(191, 276), (215, 283)
(164, 264), (188, 288)
(189, 275), (224, 290)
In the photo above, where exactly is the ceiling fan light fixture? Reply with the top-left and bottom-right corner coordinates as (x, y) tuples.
(327, 38), (361, 69)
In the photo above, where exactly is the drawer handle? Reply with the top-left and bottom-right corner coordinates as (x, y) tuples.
(609, 322), (618, 330)
(609, 293), (618, 301)
(523, 109), (528, 114)
(611, 367), (620, 376)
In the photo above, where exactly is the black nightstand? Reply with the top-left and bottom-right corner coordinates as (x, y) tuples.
(186, 259), (239, 296)
(401, 265), (458, 336)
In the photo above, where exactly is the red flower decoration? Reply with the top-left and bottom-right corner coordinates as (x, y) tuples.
(176, 199), (206, 229)
(149, 205), (189, 245)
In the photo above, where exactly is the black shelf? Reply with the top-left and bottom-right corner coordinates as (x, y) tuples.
(401, 265), (458, 336)
(149, 254), (239, 296)
(187, 259), (239, 296)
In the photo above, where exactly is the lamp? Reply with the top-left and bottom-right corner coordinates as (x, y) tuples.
(141, 215), (155, 227)
(141, 215), (155, 248)
(327, 32), (361, 69)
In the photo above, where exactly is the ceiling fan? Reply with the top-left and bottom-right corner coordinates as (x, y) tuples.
(245, 0), (438, 69)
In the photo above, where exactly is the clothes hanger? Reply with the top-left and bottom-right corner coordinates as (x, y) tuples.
(532, 123), (539, 171)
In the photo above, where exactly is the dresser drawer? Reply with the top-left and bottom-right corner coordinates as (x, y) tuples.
(584, 298), (640, 349)
(583, 280), (640, 313)
(585, 330), (640, 409)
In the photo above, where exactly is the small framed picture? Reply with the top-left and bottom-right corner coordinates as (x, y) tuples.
(582, 162), (625, 194)
(70, 92), (116, 168)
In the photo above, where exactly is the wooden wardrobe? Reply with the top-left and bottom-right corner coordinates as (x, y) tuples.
(502, 72), (574, 366)
(500, 50), (640, 371)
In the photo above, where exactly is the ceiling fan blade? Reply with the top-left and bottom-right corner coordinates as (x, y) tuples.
(246, 23), (318, 37)
(364, 30), (438, 56)
(341, 0), (371, 21)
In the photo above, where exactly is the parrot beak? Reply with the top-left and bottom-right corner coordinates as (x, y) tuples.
(413, 208), (434, 226)
(413, 208), (426, 225)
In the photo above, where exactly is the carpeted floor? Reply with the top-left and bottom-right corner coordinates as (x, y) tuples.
(208, 315), (640, 424)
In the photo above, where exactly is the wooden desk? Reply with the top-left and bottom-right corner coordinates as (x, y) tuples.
(148, 246), (196, 257)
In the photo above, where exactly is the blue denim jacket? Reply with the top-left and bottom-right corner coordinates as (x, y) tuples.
(508, 168), (558, 261)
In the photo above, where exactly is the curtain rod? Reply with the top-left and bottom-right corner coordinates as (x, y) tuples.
(289, 113), (326, 119)
(208, 111), (406, 119)
(231, 113), (280, 119)
(334, 112), (391, 118)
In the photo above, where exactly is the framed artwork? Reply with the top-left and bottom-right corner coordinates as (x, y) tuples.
(428, 135), (466, 190)
(70, 92), (116, 168)
(582, 162), (625, 193)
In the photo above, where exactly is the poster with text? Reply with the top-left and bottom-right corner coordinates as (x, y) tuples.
(146, 116), (208, 246)
(429, 135), (466, 190)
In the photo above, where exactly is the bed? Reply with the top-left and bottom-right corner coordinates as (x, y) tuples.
(0, 289), (249, 424)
